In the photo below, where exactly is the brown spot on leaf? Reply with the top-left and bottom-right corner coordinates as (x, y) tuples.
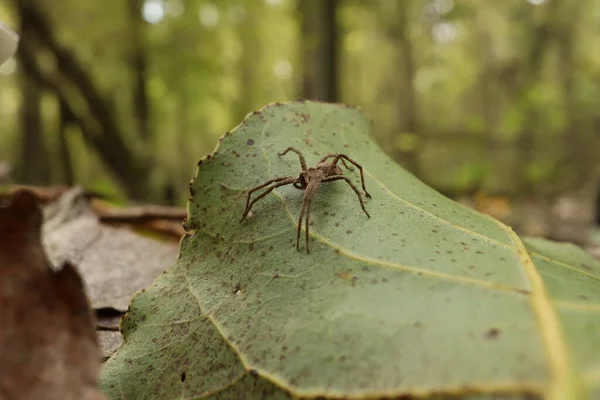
(485, 327), (500, 339)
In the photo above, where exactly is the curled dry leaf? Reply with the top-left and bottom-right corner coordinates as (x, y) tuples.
(96, 313), (124, 359)
(0, 190), (106, 400)
(42, 187), (179, 311)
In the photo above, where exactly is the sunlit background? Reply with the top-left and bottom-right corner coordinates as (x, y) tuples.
(1, 0), (599, 243)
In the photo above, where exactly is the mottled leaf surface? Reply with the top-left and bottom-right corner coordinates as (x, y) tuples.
(100, 101), (600, 399)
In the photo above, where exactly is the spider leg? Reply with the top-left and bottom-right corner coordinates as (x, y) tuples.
(305, 197), (312, 254)
(322, 175), (370, 218)
(318, 153), (353, 171)
(242, 176), (295, 218)
(278, 147), (307, 171)
(340, 158), (352, 170)
(324, 154), (371, 199)
(240, 177), (297, 222)
(296, 194), (308, 251)
(318, 153), (335, 163)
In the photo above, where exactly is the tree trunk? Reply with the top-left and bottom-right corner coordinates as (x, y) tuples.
(128, 0), (150, 141)
(515, 1), (558, 193)
(298, 0), (339, 102)
(16, 11), (50, 185)
(14, 0), (150, 199)
(58, 97), (75, 186)
(555, 1), (591, 190)
(388, 0), (419, 174)
(234, 0), (262, 123)
(17, 72), (51, 184)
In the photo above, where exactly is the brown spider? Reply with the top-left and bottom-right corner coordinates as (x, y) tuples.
(240, 147), (371, 253)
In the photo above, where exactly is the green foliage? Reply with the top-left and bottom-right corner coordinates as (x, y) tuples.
(4, 0), (600, 199)
(100, 101), (600, 399)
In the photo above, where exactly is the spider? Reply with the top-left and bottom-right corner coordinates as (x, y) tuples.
(240, 147), (371, 253)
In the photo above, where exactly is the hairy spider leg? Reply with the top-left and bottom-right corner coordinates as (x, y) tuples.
(318, 153), (353, 171)
(305, 197), (312, 254)
(296, 193), (309, 251)
(278, 147), (307, 171)
(240, 177), (297, 222)
(322, 154), (371, 198)
(322, 175), (370, 218)
(242, 176), (295, 215)
(298, 181), (320, 253)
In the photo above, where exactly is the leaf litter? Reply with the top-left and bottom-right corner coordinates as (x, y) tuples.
(0, 190), (106, 400)
(42, 186), (180, 312)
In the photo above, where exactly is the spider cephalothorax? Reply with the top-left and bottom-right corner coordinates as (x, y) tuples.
(240, 147), (371, 253)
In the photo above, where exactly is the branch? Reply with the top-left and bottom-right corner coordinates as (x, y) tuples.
(95, 205), (187, 223)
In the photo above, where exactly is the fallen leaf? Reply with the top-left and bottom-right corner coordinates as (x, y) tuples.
(97, 331), (123, 361)
(42, 187), (179, 311)
(96, 312), (123, 358)
(0, 190), (106, 400)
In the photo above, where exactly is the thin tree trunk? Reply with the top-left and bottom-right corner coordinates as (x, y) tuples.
(515, 1), (558, 193)
(58, 97), (75, 185)
(390, 0), (419, 174)
(14, 0), (150, 199)
(299, 0), (339, 102)
(555, 2), (590, 190)
(235, 0), (261, 123)
(473, 11), (498, 191)
(16, 10), (50, 185)
(128, 0), (150, 141)
(17, 72), (51, 184)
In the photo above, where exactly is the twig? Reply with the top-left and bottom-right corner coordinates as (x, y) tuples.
(95, 205), (187, 223)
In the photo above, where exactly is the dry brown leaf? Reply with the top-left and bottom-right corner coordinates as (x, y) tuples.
(0, 190), (106, 400)
(96, 313), (123, 360)
(42, 187), (179, 311)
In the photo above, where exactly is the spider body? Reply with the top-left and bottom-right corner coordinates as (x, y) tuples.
(240, 147), (371, 253)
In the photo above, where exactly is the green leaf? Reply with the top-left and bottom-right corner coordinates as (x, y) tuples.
(99, 100), (600, 399)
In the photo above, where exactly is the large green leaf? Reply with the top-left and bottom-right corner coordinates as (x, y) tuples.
(99, 101), (600, 399)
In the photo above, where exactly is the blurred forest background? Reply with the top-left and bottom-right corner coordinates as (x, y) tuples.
(1, 0), (600, 244)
